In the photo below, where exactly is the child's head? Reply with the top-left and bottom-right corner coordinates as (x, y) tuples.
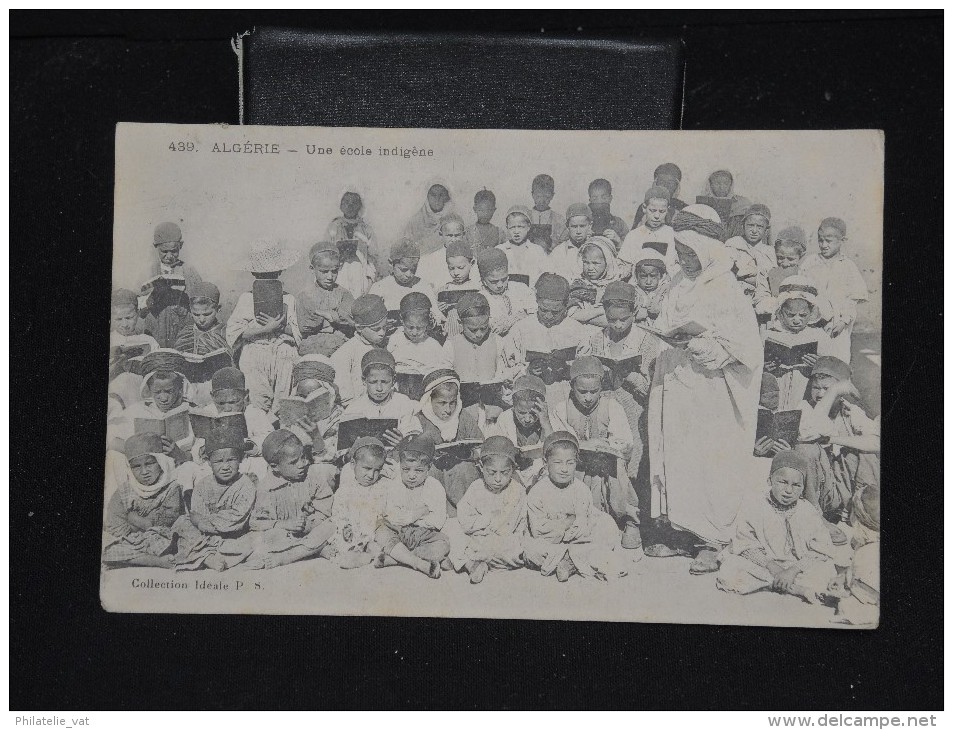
(456, 292), (491, 345)
(361, 348), (397, 404)
(775, 278), (820, 334)
(602, 281), (637, 337)
(147, 369), (184, 412)
(569, 356), (605, 414)
(477, 247), (510, 295)
(643, 185), (671, 230)
(768, 450), (809, 507)
(565, 203), (593, 246)
(207, 447), (244, 486)
(425, 372), (461, 422)
(504, 206), (532, 245)
(427, 184), (451, 214)
(399, 292), (433, 344)
(635, 257), (664, 293)
(531, 173), (556, 210)
(389, 238), (421, 286)
(580, 239), (610, 281)
(534, 273), (570, 328)
(340, 191), (363, 219)
(123, 433), (166, 486)
(774, 226), (807, 269)
(543, 431), (579, 487)
(741, 204), (771, 246)
(262, 429), (310, 483)
(587, 179), (613, 213)
(351, 294), (389, 346)
(439, 214), (466, 243)
(817, 217), (847, 259)
(309, 243), (342, 291)
(188, 282), (221, 332)
(807, 356), (851, 405)
(348, 437), (386, 487)
(478, 436), (518, 493)
(511, 375), (546, 428)
(445, 239), (475, 285)
(211, 367), (250, 414)
(674, 240), (703, 279)
(653, 162), (682, 197)
(708, 169), (734, 198)
(292, 351), (337, 397)
(110, 288), (140, 336)
(473, 189), (497, 224)
(153, 222), (184, 267)
(398, 434), (436, 489)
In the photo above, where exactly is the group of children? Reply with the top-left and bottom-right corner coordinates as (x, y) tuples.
(104, 166), (878, 623)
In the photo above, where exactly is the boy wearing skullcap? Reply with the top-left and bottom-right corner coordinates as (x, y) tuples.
(326, 189), (378, 299)
(547, 203), (592, 282)
(374, 434), (450, 578)
(466, 188), (505, 253)
(114, 367), (195, 461)
(331, 436), (388, 568)
(416, 213), (469, 288)
(245, 429), (337, 569)
(443, 435), (528, 583)
(329, 293), (391, 406)
(798, 217), (868, 363)
(486, 374), (554, 485)
(388, 292), (451, 382)
(496, 205), (548, 287)
(339, 347), (420, 446)
(140, 222), (204, 349)
(632, 163), (688, 228)
(620, 186), (676, 270)
(753, 226), (810, 316)
(368, 239), (437, 313)
(174, 281), (228, 358)
(725, 202), (775, 296)
(717, 450), (841, 604)
(476, 247), (536, 336)
(527, 174), (568, 252)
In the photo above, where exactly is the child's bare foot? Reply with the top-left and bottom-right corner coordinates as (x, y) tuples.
(468, 561), (488, 584)
(426, 560), (441, 579)
(556, 555), (575, 582)
(204, 554), (229, 572)
(320, 544), (339, 560)
(243, 553), (277, 570)
(440, 558), (454, 572)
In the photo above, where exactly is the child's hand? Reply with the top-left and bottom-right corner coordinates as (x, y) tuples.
(624, 371), (650, 397)
(563, 524), (581, 542)
(802, 354), (818, 369)
(773, 438), (793, 453)
(437, 302), (453, 315)
(381, 428), (404, 448)
(634, 307), (649, 322)
(753, 436), (775, 457)
(646, 303), (661, 319)
(533, 400), (552, 430)
(255, 311), (286, 333)
(763, 360), (779, 374)
(772, 565), (802, 593)
(824, 319), (847, 338)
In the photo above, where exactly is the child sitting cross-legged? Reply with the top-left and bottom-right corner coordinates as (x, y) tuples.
(330, 437), (388, 569)
(373, 434), (450, 579)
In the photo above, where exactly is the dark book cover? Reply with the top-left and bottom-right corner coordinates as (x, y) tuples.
(459, 380), (511, 410)
(577, 448), (620, 479)
(508, 273), (530, 287)
(336, 417), (399, 452)
(252, 278), (284, 319)
(754, 408), (802, 451)
(395, 372), (425, 401)
(189, 411), (249, 443)
(695, 195), (734, 223)
(437, 288), (479, 307)
(528, 224), (552, 245)
(596, 354), (642, 390)
(764, 339), (817, 370)
(182, 348), (234, 383)
(526, 346), (576, 385)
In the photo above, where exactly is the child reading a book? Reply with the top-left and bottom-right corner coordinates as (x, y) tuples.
(245, 429), (337, 569)
(798, 217), (869, 363)
(548, 203), (592, 282)
(329, 294), (391, 406)
(173, 281), (231, 406)
(444, 435), (528, 583)
(373, 434), (450, 579)
(753, 226), (809, 317)
(436, 239), (480, 337)
(368, 239), (436, 313)
(287, 354), (343, 443)
(388, 293), (451, 392)
(487, 374), (553, 486)
(414, 369), (484, 514)
(331, 437), (388, 568)
(528, 174), (567, 252)
(114, 367), (195, 462)
(496, 205), (547, 287)
(632, 163), (687, 228)
(417, 214), (468, 288)
(523, 431), (625, 582)
(725, 203), (774, 297)
(550, 356), (641, 550)
(568, 236), (632, 325)
(102, 433), (185, 568)
(226, 241), (302, 413)
(295, 242), (356, 357)
(140, 222), (204, 348)
(339, 348), (420, 448)
(109, 288), (157, 407)
(476, 247), (536, 336)
(327, 189), (378, 297)
(620, 186), (676, 266)
(699, 169), (751, 238)
(717, 450), (839, 604)
(171, 416), (258, 571)
(466, 188), (504, 253)
(587, 178), (629, 246)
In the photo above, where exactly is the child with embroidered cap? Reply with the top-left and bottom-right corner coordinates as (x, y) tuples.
(523, 431), (626, 582)
(725, 203), (774, 297)
(226, 240), (302, 413)
(374, 434), (450, 579)
(174, 281), (228, 356)
(171, 415), (259, 571)
(368, 239), (437, 313)
(620, 186), (676, 266)
(295, 241), (356, 357)
(140, 222), (204, 348)
(245, 429), (337, 569)
(798, 217), (868, 363)
(327, 188), (378, 297)
(102, 432), (185, 568)
(632, 163), (687, 228)
(717, 450), (839, 604)
(527, 174), (567, 252)
(497, 205), (548, 287)
(329, 293), (390, 406)
(487, 374), (554, 486)
(331, 436), (388, 568)
(548, 203), (592, 282)
(476, 247), (536, 336)
(388, 292), (451, 380)
(339, 348), (420, 447)
(444, 435), (528, 583)
(466, 188), (504, 253)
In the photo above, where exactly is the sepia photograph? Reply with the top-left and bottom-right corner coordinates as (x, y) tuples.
(102, 123), (882, 628)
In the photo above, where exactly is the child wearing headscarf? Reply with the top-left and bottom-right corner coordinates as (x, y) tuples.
(476, 247), (537, 336)
(294, 241), (355, 358)
(327, 188), (378, 296)
(112, 364), (195, 461)
(568, 235), (632, 325)
(497, 205), (548, 287)
(630, 242), (674, 322)
(102, 433), (186, 568)
(401, 181), (455, 256)
(717, 450), (840, 604)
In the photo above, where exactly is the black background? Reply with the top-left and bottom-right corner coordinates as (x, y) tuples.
(10, 11), (942, 710)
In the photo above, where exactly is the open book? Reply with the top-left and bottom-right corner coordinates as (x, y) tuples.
(140, 274), (188, 310)
(763, 338), (818, 370)
(252, 278), (285, 319)
(636, 320), (707, 346)
(437, 289), (480, 308)
(188, 411), (249, 442)
(336, 417), (399, 452)
(395, 372), (426, 401)
(459, 380), (512, 410)
(434, 438), (482, 463)
(754, 408), (802, 452)
(596, 354), (642, 390)
(577, 447), (621, 478)
(276, 389), (334, 429)
(134, 410), (191, 442)
(525, 346), (576, 385)
(508, 273), (530, 287)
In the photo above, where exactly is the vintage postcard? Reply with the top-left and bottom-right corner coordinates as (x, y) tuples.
(103, 123), (882, 627)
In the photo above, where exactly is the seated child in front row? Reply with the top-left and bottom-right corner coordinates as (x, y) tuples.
(172, 417), (258, 571)
(476, 247), (536, 336)
(444, 436), (528, 583)
(244, 429), (337, 569)
(717, 450), (841, 604)
(330, 437), (388, 569)
(524, 431), (626, 582)
(373, 434), (450, 579)
(102, 433), (185, 569)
